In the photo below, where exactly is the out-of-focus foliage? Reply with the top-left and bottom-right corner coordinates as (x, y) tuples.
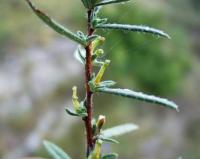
(168, 0), (200, 25)
(0, 1), (30, 47)
(0, 0), (85, 50)
(100, 4), (190, 95)
(43, 140), (71, 159)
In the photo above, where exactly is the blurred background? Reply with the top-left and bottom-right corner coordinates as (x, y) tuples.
(0, 0), (200, 159)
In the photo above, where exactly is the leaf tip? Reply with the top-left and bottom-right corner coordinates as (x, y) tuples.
(176, 106), (180, 112)
(129, 123), (139, 130)
(164, 33), (171, 39)
(169, 101), (179, 112)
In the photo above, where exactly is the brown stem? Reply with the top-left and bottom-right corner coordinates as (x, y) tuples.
(84, 9), (95, 157)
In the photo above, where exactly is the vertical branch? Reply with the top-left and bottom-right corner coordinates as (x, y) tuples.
(84, 9), (95, 157)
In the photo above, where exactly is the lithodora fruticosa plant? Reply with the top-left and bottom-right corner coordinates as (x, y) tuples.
(25, 0), (179, 159)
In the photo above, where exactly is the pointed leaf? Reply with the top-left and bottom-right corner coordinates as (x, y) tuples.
(96, 23), (170, 38)
(43, 140), (71, 159)
(65, 108), (87, 117)
(95, 0), (130, 7)
(26, 0), (87, 46)
(96, 87), (178, 111)
(74, 46), (86, 64)
(102, 153), (118, 159)
(101, 123), (138, 138)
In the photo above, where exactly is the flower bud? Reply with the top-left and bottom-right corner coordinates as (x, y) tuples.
(96, 115), (106, 131)
(72, 86), (80, 111)
(92, 36), (105, 51)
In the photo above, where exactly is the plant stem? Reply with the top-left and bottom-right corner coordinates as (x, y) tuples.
(84, 9), (95, 157)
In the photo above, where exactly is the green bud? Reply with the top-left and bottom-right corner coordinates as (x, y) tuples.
(92, 36), (105, 51)
(92, 49), (104, 61)
(72, 86), (80, 111)
(95, 49), (104, 57)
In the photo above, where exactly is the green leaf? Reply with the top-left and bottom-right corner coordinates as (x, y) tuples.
(87, 35), (100, 43)
(95, 23), (171, 39)
(101, 123), (139, 138)
(74, 46), (86, 64)
(102, 153), (118, 159)
(177, 157), (183, 159)
(92, 6), (102, 19)
(81, 0), (90, 8)
(96, 80), (117, 88)
(96, 87), (178, 111)
(77, 31), (87, 40)
(98, 136), (119, 144)
(95, 0), (130, 7)
(92, 18), (108, 27)
(43, 140), (71, 159)
(65, 108), (87, 117)
(25, 0), (87, 46)
(81, 0), (101, 9)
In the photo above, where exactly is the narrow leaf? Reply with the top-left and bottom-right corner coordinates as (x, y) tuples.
(99, 136), (119, 144)
(65, 108), (80, 117)
(96, 23), (170, 39)
(82, 0), (99, 9)
(102, 153), (118, 159)
(74, 46), (86, 64)
(87, 35), (100, 43)
(96, 87), (178, 111)
(92, 6), (102, 19)
(101, 123), (138, 138)
(95, 0), (130, 7)
(43, 140), (71, 159)
(97, 80), (117, 88)
(25, 0), (87, 46)
(65, 108), (87, 117)
(81, 0), (90, 8)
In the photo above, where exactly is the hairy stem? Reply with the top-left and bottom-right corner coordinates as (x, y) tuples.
(84, 9), (95, 157)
